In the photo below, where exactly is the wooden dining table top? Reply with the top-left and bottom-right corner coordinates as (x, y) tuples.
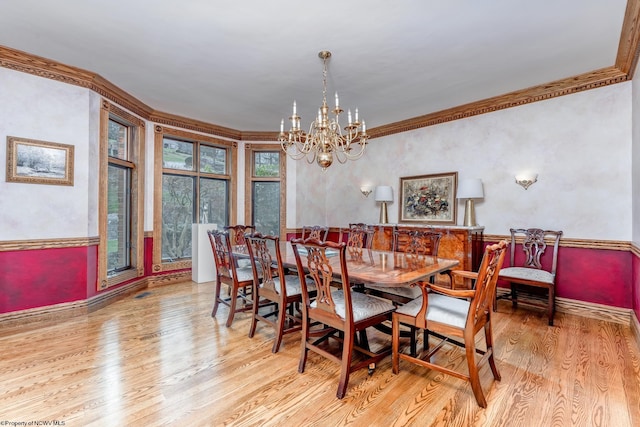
(271, 241), (460, 287)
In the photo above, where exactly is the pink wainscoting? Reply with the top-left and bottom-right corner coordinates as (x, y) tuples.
(0, 246), (94, 313)
(633, 251), (640, 320)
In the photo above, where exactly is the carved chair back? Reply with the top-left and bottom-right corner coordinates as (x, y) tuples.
(509, 228), (562, 274)
(301, 225), (329, 241)
(291, 238), (350, 327)
(224, 225), (255, 246)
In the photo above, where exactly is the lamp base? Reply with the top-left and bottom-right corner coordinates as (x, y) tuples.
(379, 202), (389, 224)
(463, 199), (477, 227)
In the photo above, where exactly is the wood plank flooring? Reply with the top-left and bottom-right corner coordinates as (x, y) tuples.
(1, 281), (639, 426)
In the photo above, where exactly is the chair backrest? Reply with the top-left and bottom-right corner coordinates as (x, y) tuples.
(393, 229), (442, 256)
(467, 240), (508, 327)
(301, 225), (329, 241)
(224, 225), (255, 246)
(208, 230), (233, 278)
(291, 237), (350, 326)
(245, 232), (285, 296)
(509, 228), (562, 274)
(340, 223), (375, 250)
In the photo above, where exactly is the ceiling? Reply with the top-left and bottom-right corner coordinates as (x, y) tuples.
(0, 1), (630, 133)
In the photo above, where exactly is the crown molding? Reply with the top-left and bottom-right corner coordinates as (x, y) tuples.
(2, 0), (640, 141)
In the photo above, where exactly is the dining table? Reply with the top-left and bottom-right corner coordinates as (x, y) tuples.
(234, 241), (459, 290)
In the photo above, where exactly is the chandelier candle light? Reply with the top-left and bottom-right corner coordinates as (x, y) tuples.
(279, 51), (368, 170)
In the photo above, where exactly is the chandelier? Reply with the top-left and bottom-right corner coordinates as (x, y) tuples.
(278, 51), (368, 170)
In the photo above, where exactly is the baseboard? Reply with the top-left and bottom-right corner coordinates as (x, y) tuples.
(0, 277), (149, 332)
(147, 270), (192, 287)
(631, 311), (640, 350)
(496, 288), (632, 325)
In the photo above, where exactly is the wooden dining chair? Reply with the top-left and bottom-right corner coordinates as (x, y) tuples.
(338, 223), (375, 250)
(207, 230), (257, 327)
(224, 224), (255, 246)
(291, 237), (396, 399)
(245, 233), (315, 353)
(301, 225), (329, 241)
(496, 228), (563, 325)
(391, 240), (508, 408)
(365, 229), (442, 304)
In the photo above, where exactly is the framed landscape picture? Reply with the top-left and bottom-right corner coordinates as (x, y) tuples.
(6, 136), (74, 186)
(399, 172), (458, 224)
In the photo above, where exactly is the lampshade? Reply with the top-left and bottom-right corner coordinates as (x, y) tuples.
(374, 186), (393, 202)
(457, 178), (484, 199)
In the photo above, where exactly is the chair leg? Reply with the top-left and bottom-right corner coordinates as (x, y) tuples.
(548, 286), (555, 326)
(336, 330), (355, 399)
(392, 315), (400, 374)
(465, 335), (487, 408)
(248, 284), (259, 338)
(484, 322), (501, 381)
(225, 284), (239, 327)
(510, 283), (518, 308)
(211, 277), (222, 317)
(298, 313), (309, 374)
(272, 302), (287, 353)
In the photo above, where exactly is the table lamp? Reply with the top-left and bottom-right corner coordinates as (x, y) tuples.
(374, 185), (393, 224)
(457, 178), (484, 226)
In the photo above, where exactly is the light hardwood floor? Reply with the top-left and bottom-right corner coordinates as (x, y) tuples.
(1, 281), (639, 427)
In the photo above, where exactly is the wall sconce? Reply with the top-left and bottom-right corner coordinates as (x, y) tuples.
(360, 186), (373, 197)
(374, 186), (393, 224)
(515, 173), (538, 190)
(457, 178), (484, 227)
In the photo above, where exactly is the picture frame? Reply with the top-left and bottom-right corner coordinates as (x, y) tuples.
(399, 172), (458, 224)
(6, 136), (74, 186)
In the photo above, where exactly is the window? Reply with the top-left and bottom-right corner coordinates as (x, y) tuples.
(154, 127), (236, 272)
(99, 101), (144, 289)
(245, 145), (285, 238)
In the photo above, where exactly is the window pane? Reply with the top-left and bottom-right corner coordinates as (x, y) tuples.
(162, 175), (194, 260)
(200, 178), (228, 226)
(252, 182), (280, 235)
(163, 138), (194, 171)
(200, 145), (227, 174)
(108, 119), (128, 160)
(107, 164), (130, 273)
(253, 152), (280, 177)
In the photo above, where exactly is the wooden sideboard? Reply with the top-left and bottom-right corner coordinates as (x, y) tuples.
(370, 224), (484, 272)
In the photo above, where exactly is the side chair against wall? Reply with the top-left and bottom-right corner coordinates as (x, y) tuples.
(391, 240), (508, 408)
(496, 228), (563, 325)
(245, 233), (315, 353)
(207, 230), (257, 327)
(290, 237), (396, 399)
(301, 225), (329, 241)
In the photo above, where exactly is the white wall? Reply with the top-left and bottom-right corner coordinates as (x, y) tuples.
(294, 82), (633, 240)
(632, 59), (640, 247)
(0, 68), (96, 240)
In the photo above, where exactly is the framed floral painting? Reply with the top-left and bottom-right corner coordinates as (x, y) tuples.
(399, 172), (458, 224)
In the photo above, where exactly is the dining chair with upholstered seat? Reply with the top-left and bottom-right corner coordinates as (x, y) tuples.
(496, 228), (563, 325)
(291, 237), (396, 399)
(301, 225), (329, 241)
(365, 229), (442, 304)
(224, 225), (255, 269)
(392, 240), (508, 408)
(207, 230), (257, 327)
(245, 233), (315, 353)
(224, 224), (255, 246)
(338, 223), (375, 249)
